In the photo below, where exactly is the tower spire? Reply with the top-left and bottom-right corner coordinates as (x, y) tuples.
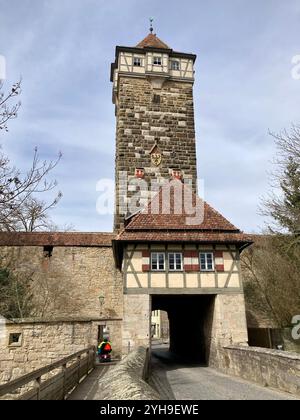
(149, 17), (154, 33)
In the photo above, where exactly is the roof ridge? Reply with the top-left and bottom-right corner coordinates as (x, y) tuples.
(0, 231), (115, 235)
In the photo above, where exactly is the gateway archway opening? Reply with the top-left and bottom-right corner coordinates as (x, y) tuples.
(151, 294), (216, 364)
(151, 310), (169, 341)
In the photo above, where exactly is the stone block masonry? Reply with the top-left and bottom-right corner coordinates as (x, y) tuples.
(122, 295), (151, 356)
(0, 239), (124, 385)
(203, 294), (249, 368)
(0, 244), (123, 320)
(219, 346), (300, 397)
(0, 318), (122, 385)
(89, 347), (159, 400)
(114, 76), (198, 231)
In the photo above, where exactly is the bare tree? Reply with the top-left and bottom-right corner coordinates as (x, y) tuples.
(0, 148), (62, 231)
(0, 249), (77, 319)
(242, 125), (300, 329)
(270, 124), (300, 165)
(0, 80), (21, 132)
(0, 80), (70, 319)
(0, 80), (63, 231)
(0, 267), (33, 319)
(242, 236), (300, 328)
(262, 125), (300, 238)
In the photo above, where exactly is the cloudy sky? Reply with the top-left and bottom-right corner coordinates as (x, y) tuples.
(0, 0), (299, 233)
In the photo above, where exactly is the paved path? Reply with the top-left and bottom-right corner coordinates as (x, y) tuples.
(68, 365), (112, 400)
(68, 349), (298, 401)
(151, 348), (298, 401)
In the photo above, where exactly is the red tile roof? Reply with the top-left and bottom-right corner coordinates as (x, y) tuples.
(116, 181), (252, 247)
(136, 33), (170, 49)
(0, 232), (115, 247)
(125, 181), (239, 232)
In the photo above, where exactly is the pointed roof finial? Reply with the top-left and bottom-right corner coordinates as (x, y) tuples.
(149, 17), (154, 33)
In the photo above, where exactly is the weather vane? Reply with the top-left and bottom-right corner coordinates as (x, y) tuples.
(149, 17), (154, 33)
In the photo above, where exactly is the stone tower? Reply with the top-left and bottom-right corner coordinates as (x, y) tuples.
(111, 31), (197, 231)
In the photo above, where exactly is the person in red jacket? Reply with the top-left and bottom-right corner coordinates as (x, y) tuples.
(98, 338), (112, 362)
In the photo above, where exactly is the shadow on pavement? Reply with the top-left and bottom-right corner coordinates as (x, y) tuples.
(149, 344), (206, 400)
(151, 343), (207, 368)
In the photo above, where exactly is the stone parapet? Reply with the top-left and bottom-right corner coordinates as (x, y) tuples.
(218, 345), (300, 397)
(95, 347), (159, 400)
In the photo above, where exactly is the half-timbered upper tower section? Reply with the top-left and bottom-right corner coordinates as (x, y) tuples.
(111, 32), (198, 232)
(110, 33), (196, 106)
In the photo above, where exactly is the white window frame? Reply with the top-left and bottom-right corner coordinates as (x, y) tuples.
(171, 60), (180, 71)
(133, 57), (142, 67)
(168, 252), (183, 271)
(153, 56), (162, 66)
(151, 252), (165, 271)
(199, 252), (215, 272)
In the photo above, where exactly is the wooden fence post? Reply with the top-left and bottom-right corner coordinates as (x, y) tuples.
(35, 377), (41, 400)
(93, 346), (96, 368)
(86, 350), (90, 377)
(77, 355), (81, 384)
(62, 363), (67, 400)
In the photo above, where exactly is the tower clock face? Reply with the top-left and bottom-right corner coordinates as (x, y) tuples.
(151, 153), (162, 167)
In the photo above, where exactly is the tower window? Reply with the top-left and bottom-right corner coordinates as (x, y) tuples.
(171, 60), (180, 71)
(43, 246), (53, 258)
(153, 56), (162, 66)
(133, 57), (142, 67)
(153, 94), (161, 104)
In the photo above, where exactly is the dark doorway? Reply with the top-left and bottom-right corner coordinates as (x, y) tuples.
(97, 325), (104, 344)
(152, 295), (216, 364)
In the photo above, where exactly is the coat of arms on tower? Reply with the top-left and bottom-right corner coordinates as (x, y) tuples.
(150, 144), (162, 167)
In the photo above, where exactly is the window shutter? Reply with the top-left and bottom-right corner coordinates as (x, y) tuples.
(214, 251), (225, 272)
(142, 250), (150, 272)
(184, 251), (199, 272)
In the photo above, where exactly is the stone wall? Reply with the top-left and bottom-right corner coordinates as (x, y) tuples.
(160, 310), (169, 340)
(115, 76), (197, 231)
(0, 244), (123, 319)
(218, 345), (300, 397)
(0, 318), (122, 385)
(95, 347), (159, 400)
(204, 294), (249, 367)
(122, 295), (151, 356)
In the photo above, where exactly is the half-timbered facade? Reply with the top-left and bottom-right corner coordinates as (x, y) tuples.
(114, 181), (251, 296)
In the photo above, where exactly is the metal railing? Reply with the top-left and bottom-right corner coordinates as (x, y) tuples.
(0, 346), (96, 400)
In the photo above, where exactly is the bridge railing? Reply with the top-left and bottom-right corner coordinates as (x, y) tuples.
(0, 346), (96, 400)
